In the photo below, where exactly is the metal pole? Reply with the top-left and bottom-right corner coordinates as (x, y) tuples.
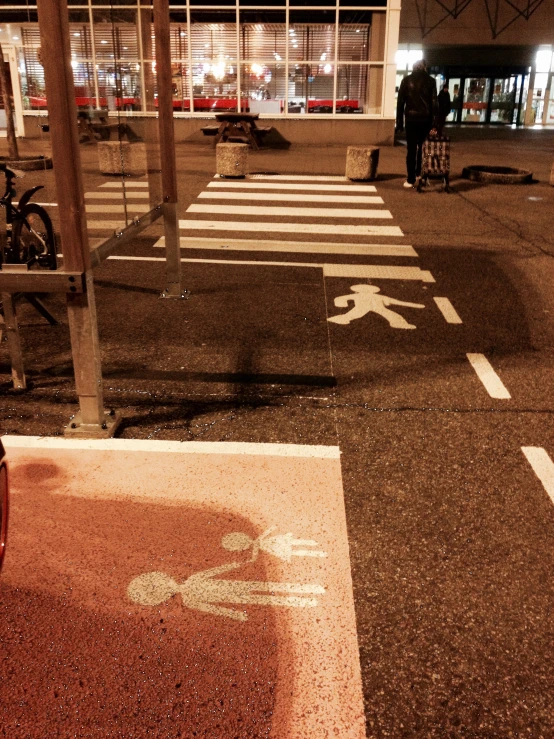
(36, 0), (119, 437)
(153, 0), (184, 299)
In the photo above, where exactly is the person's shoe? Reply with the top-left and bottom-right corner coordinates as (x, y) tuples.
(403, 180), (414, 189)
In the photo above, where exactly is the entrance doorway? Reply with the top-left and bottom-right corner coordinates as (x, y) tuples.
(0, 46), (25, 138)
(446, 74), (525, 125)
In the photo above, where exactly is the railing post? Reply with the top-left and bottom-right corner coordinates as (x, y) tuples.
(153, 0), (185, 299)
(37, 0), (120, 437)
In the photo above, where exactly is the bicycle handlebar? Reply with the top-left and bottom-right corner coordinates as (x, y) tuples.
(0, 163), (25, 179)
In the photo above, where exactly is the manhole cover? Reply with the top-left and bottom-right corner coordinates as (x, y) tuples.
(462, 165), (532, 184)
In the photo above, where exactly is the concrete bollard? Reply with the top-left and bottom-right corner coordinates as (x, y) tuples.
(550, 160), (554, 186)
(98, 141), (147, 176)
(216, 142), (248, 178)
(346, 146), (380, 181)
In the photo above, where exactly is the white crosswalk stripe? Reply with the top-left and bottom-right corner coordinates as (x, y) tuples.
(178, 220), (404, 237)
(85, 191), (151, 199)
(207, 182), (377, 192)
(153, 237), (418, 257)
(215, 174), (350, 182)
(198, 191), (384, 204)
(86, 204), (150, 213)
(99, 181), (149, 188)
(187, 204), (393, 219)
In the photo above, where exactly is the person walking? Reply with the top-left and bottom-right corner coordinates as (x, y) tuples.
(437, 83), (452, 136)
(396, 59), (438, 188)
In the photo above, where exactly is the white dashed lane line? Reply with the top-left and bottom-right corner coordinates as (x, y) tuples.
(466, 353), (511, 399)
(521, 447), (554, 505)
(433, 297), (463, 324)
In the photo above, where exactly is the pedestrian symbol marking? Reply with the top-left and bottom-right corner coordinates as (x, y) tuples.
(128, 562), (326, 622)
(221, 527), (328, 562)
(328, 284), (425, 328)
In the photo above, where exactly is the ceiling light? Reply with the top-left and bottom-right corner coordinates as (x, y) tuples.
(73, 32), (80, 37)
(101, 40), (108, 44)
(324, 64), (332, 74)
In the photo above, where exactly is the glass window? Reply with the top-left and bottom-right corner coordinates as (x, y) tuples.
(93, 10), (139, 61)
(241, 63), (285, 114)
(289, 11), (336, 63)
(289, 0), (336, 6)
(69, 21), (94, 60)
(336, 64), (382, 114)
(240, 11), (286, 61)
(338, 11), (385, 62)
(240, 0), (285, 6)
(189, 10), (237, 112)
(96, 61), (143, 111)
(169, 14), (189, 60)
(290, 63), (334, 114)
(171, 62), (191, 111)
(190, 12), (237, 61)
(19, 43), (46, 111)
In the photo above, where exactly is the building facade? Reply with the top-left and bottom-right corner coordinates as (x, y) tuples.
(0, 0), (401, 145)
(1, 0), (553, 146)
(396, 0), (554, 127)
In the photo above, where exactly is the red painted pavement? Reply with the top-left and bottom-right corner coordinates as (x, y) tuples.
(0, 437), (365, 738)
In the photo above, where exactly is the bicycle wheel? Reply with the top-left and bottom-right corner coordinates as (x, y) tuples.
(12, 203), (57, 270)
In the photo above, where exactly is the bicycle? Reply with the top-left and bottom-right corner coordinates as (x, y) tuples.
(0, 162), (56, 270)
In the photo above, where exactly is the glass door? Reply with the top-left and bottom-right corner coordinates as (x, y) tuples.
(490, 76), (517, 123)
(448, 77), (461, 122)
(461, 77), (490, 123)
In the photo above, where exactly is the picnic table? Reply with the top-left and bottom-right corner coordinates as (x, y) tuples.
(209, 112), (271, 150)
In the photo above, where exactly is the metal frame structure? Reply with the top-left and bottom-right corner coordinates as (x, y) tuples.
(415, 0), (546, 38)
(0, 0), (182, 438)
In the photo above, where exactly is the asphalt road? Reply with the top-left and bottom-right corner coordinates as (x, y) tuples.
(1, 127), (554, 737)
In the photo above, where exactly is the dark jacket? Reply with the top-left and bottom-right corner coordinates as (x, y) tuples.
(396, 70), (438, 130)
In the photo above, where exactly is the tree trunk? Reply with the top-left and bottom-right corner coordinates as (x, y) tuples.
(0, 42), (20, 161)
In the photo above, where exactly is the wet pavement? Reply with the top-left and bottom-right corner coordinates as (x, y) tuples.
(1, 126), (554, 737)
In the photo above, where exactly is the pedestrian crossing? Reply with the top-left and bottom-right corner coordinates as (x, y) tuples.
(85, 173), (423, 280)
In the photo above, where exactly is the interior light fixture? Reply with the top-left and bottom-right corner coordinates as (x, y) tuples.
(73, 32), (80, 37)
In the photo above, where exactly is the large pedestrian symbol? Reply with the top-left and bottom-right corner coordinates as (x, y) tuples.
(328, 284), (424, 329)
(127, 527), (326, 622)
